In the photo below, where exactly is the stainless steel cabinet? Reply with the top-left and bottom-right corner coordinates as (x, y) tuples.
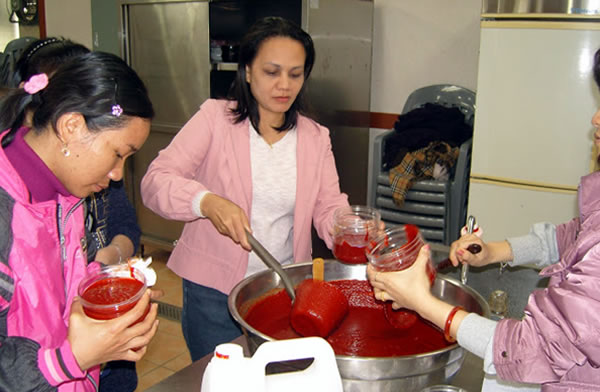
(119, 0), (210, 249)
(306, 0), (373, 206)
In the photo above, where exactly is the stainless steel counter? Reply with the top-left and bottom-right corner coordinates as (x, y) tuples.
(145, 335), (484, 392)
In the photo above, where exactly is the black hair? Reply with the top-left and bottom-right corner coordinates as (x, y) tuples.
(0, 51), (154, 148)
(11, 37), (90, 88)
(228, 16), (315, 132)
(594, 48), (600, 89)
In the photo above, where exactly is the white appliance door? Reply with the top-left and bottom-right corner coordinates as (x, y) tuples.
(468, 21), (600, 240)
(469, 182), (578, 240)
(472, 23), (600, 188)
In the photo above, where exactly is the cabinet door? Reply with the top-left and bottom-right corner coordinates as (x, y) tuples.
(122, 1), (210, 248)
(306, 0), (373, 205)
(126, 1), (210, 129)
(130, 130), (185, 249)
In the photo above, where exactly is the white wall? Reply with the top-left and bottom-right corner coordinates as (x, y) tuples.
(370, 0), (481, 114)
(367, 0), (482, 204)
(45, 0), (92, 48)
(0, 8), (20, 50)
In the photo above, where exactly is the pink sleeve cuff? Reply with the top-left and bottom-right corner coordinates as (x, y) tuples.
(38, 340), (86, 386)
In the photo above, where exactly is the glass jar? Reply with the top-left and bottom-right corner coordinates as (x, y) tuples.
(367, 225), (436, 329)
(78, 264), (149, 324)
(332, 205), (381, 264)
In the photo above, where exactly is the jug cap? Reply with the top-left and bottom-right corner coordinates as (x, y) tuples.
(214, 343), (244, 360)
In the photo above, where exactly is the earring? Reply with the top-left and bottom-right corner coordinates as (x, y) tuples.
(61, 145), (70, 157)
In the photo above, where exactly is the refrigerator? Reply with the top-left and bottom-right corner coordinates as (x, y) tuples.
(467, 0), (600, 241)
(113, 0), (373, 250)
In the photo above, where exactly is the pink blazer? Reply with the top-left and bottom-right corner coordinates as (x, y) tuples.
(141, 99), (349, 294)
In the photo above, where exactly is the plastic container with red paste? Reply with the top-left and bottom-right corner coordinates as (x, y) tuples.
(78, 264), (149, 324)
(366, 225), (436, 329)
(332, 205), (381, 264)
(290, 279), (349, 337)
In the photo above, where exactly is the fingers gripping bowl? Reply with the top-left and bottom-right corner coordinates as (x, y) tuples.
(228, 260), (489, 390)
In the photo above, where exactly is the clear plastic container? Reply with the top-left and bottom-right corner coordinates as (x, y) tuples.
(332, 205), (381, 264)
(366, 225), (435, 329)
(78, 264), (148, 323)
(366, 224), (434, 280)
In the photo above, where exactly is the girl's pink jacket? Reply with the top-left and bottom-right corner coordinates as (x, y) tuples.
(141, 99), (349, 294)
(494, 171), (600, 390)
(0, 130), (100, 391)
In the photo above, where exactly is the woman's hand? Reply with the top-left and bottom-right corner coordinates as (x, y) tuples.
(200, 193), (251, 250)
(449, 236), (513, 268)
(67, 289), (159, 371)
(367, 244), (434, 313)
(448, 234), (489, 267)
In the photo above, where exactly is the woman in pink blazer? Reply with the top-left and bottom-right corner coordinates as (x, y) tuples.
(141, 16), (349, 360)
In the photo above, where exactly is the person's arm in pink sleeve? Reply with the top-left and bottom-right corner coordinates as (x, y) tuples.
(141, 102), (216, 222)
(37, 339), (88, 388)
(555, 217), (580, 260)
(311, 125), (349, 248)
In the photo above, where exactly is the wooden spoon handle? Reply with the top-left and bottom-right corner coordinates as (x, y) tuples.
(313, 258), (324, 281)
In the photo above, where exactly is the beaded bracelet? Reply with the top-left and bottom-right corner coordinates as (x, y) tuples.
(444, 305), (463, 343)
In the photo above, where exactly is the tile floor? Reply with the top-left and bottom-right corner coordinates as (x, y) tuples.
(134, 245), (189, 391)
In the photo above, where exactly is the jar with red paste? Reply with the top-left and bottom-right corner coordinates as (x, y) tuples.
(78, 264), (149, 324)
(366, 225), (436, 329)
(332, 205), (381, 264)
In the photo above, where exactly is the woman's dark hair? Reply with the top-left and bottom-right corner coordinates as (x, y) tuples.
(0, 51), (154, 147)
(228, 16), (315, 132)
(11, 37), (90, 88)
(594, 48), (600, 89)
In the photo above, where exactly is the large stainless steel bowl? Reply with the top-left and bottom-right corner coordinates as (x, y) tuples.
(228, 260), (489, 392)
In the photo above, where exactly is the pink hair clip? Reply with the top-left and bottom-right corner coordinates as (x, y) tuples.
(111, 104), (123, 117)
(23, 73), (49, 95)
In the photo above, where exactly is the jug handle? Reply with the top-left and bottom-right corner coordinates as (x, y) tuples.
(252, 336), (337, 369)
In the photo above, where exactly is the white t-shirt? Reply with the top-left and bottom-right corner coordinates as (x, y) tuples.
(246, 124), (297, 277)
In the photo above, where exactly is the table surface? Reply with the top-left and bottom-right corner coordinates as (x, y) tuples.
(146, 335), (484, 392)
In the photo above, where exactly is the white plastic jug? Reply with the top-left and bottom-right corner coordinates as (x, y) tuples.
(200, 337), (344, 392)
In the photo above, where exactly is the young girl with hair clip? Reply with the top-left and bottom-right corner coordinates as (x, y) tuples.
(8, 36), (145, 392)
(0, 51), (158, 392)
(141, 16), (350, 360)
(368, 48), (600, 392)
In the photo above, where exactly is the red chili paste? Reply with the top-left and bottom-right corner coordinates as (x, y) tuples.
(333, 240), (368, 264)
(290, 279), (349, 337)
(384, 304), (419, 329)
(404, 224), (420, 244)
(244, 279), (451, 357)
(334, 231), (373, 264)
(81, 277), (147, 321)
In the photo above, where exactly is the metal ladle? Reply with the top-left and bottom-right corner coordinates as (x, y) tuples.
(245, 231), (296, 302)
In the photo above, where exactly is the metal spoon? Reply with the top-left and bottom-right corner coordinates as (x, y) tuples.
(461, 216), (477, 285)
(245, 231), (296, 302)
